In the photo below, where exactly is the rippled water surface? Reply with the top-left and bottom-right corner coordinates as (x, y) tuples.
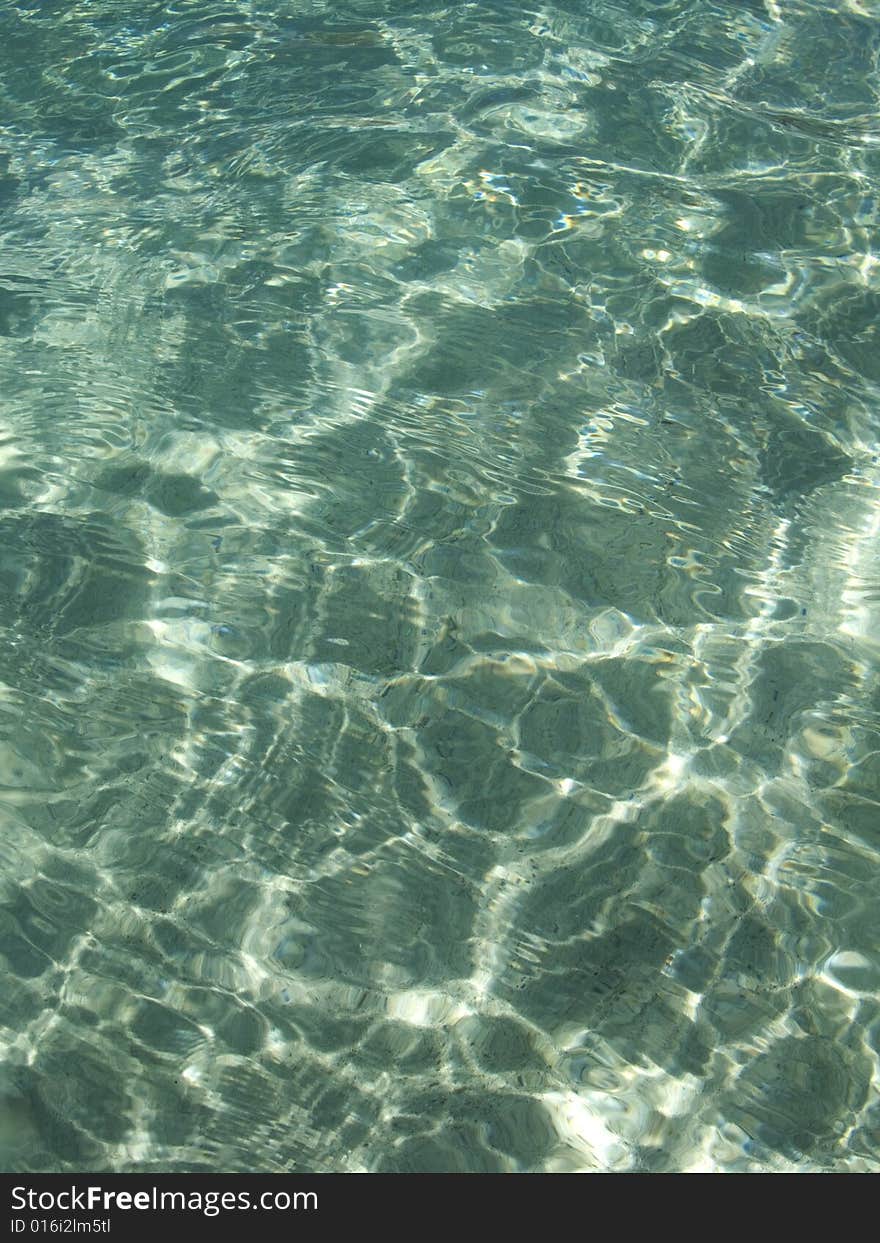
(2, 0), (880, 1173)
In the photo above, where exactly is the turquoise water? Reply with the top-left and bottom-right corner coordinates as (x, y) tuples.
(1, 0), (880, 1172)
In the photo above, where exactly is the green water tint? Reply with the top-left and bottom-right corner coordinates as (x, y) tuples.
(0, 0), (879, 1171)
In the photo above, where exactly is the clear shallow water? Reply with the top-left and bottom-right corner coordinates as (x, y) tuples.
(1, 0), (879, 1172)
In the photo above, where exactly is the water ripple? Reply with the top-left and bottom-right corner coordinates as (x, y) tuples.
(1, 0), (880, 1173)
